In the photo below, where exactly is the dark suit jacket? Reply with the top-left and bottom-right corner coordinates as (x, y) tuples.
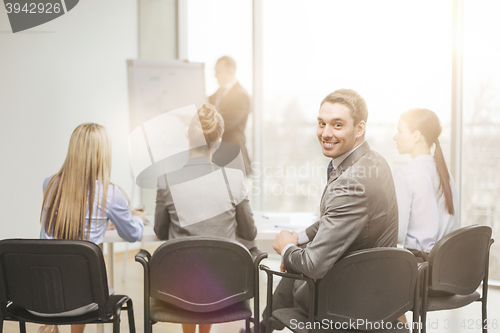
(209, 82), (251, 174)
(284, 142), (398, 280)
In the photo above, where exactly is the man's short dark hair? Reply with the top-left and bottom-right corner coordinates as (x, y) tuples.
(217, 56), (236, 73)
(321, 89), (368, 124)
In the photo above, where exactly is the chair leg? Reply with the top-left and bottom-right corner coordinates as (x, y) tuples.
(265, 273), (274, 333)
(126, 298), (136, 333)
(245, 319), (250, 333)
(113, 304), (122, 333)
(482, 240), (492, 333)
(420, 266), (429, 333)
(113, 314), (121, 333)
(421, 309), (426, 333)
(482, 298), (487, 333)
(19, 321), (26, 333)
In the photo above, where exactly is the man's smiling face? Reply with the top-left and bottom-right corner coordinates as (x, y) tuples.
(317, 102), (364, 159)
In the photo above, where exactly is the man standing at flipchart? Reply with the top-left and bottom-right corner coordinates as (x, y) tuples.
(209, 56), (252, 175)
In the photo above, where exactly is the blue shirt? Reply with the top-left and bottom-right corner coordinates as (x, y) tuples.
(40, 176), (144, 244)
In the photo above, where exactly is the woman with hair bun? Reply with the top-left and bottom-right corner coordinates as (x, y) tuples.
(154, 104), (257, 333)
(393, 108), (459, 257)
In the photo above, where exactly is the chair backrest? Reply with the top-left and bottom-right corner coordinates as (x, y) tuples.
(0, 239), (109, 318)
(149, 236), (255, 313)
(316, 248), (418, 329)
(428, 225), (492, 295)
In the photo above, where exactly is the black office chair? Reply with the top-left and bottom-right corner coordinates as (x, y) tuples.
(0, 239), (135, 333)
(135, 236), (267, 333)
(261, 248), (428, 333)
(421, 225), (494, 333)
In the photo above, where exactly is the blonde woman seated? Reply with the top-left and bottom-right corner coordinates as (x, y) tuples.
(39, 123), (145, 333)
(393, 109), (459, 258)
(154, 104), (257, 333)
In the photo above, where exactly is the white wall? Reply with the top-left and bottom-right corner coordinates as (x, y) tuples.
(0, 0), (138, 239)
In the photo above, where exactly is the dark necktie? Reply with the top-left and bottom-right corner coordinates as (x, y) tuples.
(327, 160), (334, 180)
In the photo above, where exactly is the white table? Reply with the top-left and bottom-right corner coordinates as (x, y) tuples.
(253, 211), (318, 240)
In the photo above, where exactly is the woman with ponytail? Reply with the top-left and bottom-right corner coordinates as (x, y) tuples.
(154, 104), (257, 333)
(39, 123), (145, 333)
(393, 109), (459, 256)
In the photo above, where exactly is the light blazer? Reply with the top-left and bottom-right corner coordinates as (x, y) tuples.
(284, 142), (398, 280)
(154, 157), (257, 241)
(209, 82), (251, 174)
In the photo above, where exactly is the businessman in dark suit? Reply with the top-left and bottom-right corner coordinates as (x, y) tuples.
(209, 56), (251, 175)
(264, 89), (399, 331)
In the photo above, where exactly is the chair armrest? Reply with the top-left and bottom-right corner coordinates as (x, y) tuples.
(135, 249), (151, 264)
(418, 262), (429, 272)
(251, 252), (267, 333)
(253, 252), (268, 267)
(134, 249), (151, 292)
(417, 261), (429, 286)
(135, 249), (151, 333)
(259, 265), (314, 284)
(416, 261), (429, 318)
(260, 264), (316, 331)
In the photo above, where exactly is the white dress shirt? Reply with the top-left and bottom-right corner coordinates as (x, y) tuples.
(393, 154), (459, 253)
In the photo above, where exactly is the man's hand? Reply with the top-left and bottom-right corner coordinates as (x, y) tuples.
(273, 230), (299, 255)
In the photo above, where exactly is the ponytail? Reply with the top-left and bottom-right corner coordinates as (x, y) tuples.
(434, 140), (454, 215)
(401, 108), (455, 215)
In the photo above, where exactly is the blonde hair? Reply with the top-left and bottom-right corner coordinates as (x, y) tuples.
(188, 104), (224, 149)
(41, 123), (112, 240)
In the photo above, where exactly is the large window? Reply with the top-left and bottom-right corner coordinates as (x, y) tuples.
(462, 0), (500, 280)
(261, 0), (452, 211)
(186, 0), (255, 190)
(186, 0), (253, 96)
(184, 0), (500, 280)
